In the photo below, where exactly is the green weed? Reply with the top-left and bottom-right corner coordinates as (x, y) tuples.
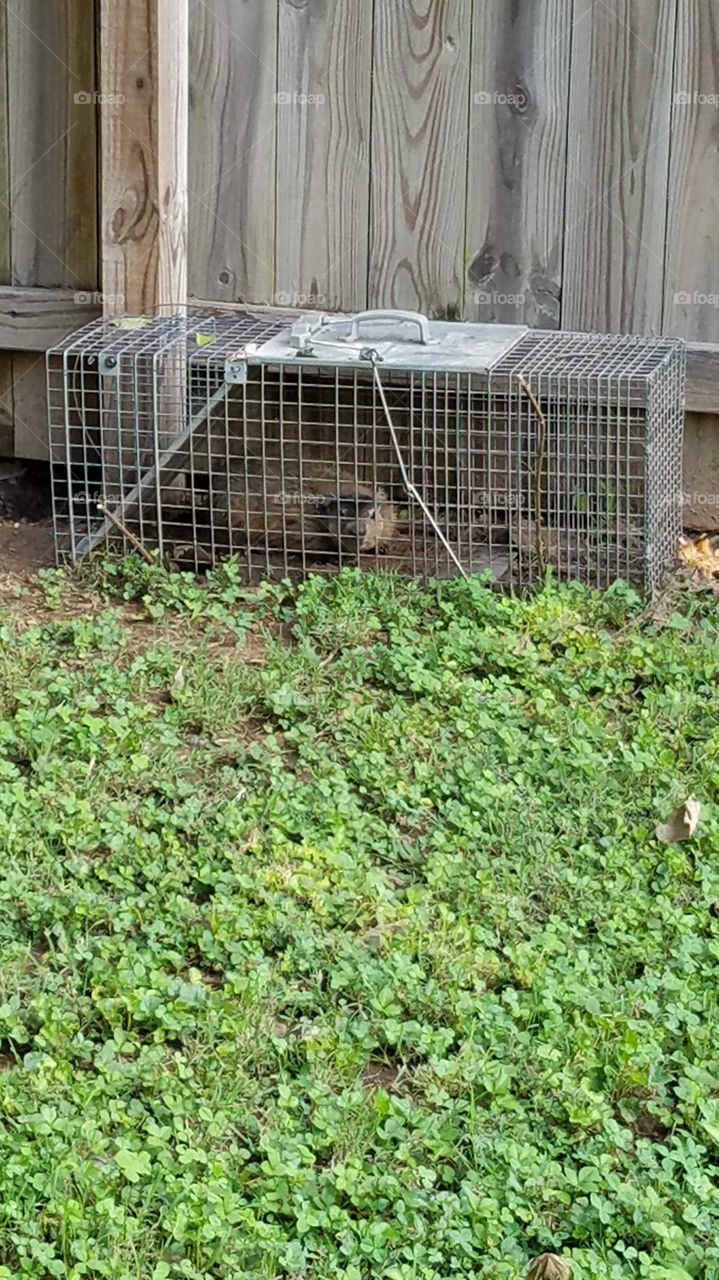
(0, 565), (717, 1279)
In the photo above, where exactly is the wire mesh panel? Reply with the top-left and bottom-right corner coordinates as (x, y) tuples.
(48, 310), (685, 591)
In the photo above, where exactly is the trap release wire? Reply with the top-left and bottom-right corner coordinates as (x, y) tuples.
(371, 360), (468, 581)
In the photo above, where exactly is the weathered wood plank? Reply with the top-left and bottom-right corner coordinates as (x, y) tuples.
(9, 355), (49, 461)
(189, 0), (277, 304)
(0, 357), (15, 456)
(563, 0), (676, 334)
(663, 2), (719, 343)
(0, 287), (100, 350)
(0, 0), (11, 284)
(275, 0), (372, 312)
(0, 0), (16, 458)
(157, 1), (189, 313)
(466, 0), (573, 328)
(369, 0), (472, 314)
(683, 412), (719, 531)
(100, 0), (188, 314)
(686, 342), (719, 414)
(7, 0), (97, 289)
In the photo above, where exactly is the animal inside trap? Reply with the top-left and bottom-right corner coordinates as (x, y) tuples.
(47, 308), (685, 591)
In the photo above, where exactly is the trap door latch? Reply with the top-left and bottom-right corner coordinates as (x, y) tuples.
(224, 357), (248, 385)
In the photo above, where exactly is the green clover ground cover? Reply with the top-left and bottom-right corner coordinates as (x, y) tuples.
(0, 563), (718, 1280)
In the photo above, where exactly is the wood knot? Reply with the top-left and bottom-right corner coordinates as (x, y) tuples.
(468, 247), (498, 287)
(511, 81), (531, 115)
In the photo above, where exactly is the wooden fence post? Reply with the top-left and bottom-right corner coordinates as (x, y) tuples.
(99, 0), (189, 526)
(100, 0), (188, 316)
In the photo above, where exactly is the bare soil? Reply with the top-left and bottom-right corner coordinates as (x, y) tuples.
(0, 518), (55, 583)
(0, 462), (55, 587)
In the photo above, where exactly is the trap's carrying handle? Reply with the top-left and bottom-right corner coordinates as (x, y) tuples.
(346, 309), (432, 345)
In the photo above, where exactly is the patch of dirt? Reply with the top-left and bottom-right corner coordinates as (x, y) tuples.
(0, 462), (55, 589)
(0, 519), (55, 581)
(630, 1107), (670, 1141)
(361, 1060), (407, 1093)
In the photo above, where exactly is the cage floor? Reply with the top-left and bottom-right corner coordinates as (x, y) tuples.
(112, 516), (642, 587)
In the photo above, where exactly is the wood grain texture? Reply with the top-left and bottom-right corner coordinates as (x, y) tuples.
(686, 342), (719, 413)
(663, 1), (719, 342)
(369, 0), (472, 314)
(0, 6), (19, 459)
(10, 354), (49, 460)
(189, 0), (277, 304)
(275, 0), (372, 312)
(7, 0), (97, 289)
(466, 0), (573, 328)
(0, 0), (10, 284)
(157, 3), (188, 312)
(683, 411), (719, 530)
(0, 357), (15, 455)
(563, 0), (676, 335)
(0, 287), (100, 350)
(101, 0), (188, 314)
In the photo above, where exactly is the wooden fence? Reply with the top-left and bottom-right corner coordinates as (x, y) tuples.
(0, 0), (717, 474)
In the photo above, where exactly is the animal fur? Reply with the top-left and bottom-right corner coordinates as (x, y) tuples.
(214, 461), (397, 558)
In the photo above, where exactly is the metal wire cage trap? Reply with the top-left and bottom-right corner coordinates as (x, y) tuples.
(47, 308), (685, 591)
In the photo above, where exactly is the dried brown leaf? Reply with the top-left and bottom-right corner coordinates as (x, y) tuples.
(656, 795), (701, 843)
(526, 1254), (571, 1280)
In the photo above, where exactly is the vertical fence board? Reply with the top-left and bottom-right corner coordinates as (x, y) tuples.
(563, 0), (676, 335)
(6, 0), (96, 461)
(465, 0), (573, 328)
(0, 0), (10, 285)
(11, 353), (49, 460)
(368, 0), (472, 315)
(7, 0), (97, 290)
(683, 412), (719, 529)
(0, 5), (12, 453)
(275, 0), (372, 313)
(189, 0), (277, 304)
(664, 2), (719, 342)
(0, 359), (14, 455)
(100, 0), (188, 315)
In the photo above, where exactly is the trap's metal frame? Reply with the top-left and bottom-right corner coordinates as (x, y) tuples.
(47, 308), (685, 591)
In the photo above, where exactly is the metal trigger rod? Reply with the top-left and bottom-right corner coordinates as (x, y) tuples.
(371, 360), (468, 581)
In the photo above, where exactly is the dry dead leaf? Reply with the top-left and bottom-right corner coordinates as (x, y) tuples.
(173, 666), (185, 693)
(526, 1255), (571, 1280)
(677, 534), (719, 579)
(656, 795), (701, 843)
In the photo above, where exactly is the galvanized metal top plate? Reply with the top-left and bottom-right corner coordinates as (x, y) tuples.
(251, 310), (529, 373)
